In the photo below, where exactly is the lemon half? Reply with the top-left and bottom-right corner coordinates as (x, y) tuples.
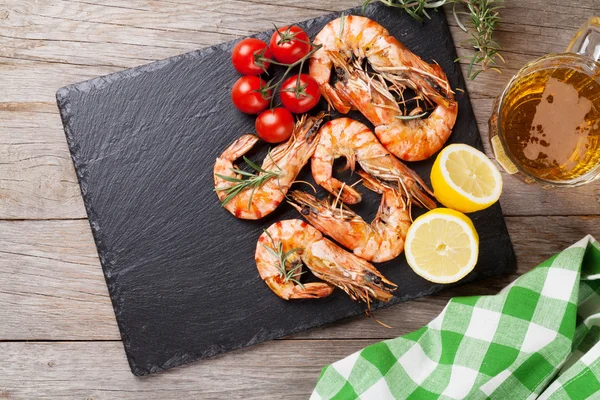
(405, 208), (479, 284)
(431, 144), (503, 213)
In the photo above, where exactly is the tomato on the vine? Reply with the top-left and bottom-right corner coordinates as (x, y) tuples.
(231, 76), (271, 114)
(269, 26), (311, 64)
(279, 74), (321, 113)
(255, 108), (295, 143)
(231, 38), (271, 75)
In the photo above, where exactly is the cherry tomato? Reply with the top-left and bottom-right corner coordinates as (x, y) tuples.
(231, 76), (271, 114)
(231, 38), (271, 75)
(279, 74), (322, 113)
(255, 108), (295, 143)
(269, 26), (311, 64)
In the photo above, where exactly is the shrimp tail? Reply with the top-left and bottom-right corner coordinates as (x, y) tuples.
(218, 134), (259, 163)
(256, 220), (335, 300)
(322, 84), (353, 114)
(265, 277), (334, 300)
(214, 134), (260, 201)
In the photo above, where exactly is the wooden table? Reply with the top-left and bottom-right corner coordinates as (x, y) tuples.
(1, 0), (598, 398)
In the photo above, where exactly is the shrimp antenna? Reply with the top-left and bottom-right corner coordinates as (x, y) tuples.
(349, 179), (363, 188)
(290, 180), (317, 194)
(332, 181), (345, 210)
(375, 317), (392, 329)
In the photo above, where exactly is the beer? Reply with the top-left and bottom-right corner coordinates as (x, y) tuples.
(499, 67), (600, 182)
(489, 17), (600, 187)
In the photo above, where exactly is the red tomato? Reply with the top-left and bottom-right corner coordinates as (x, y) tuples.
(255, 108), (295, 143)
(269, 26), (311, 64)
(231, 38), (271, 75)
(231, 76), (271, 114)
(279, 74), (322, 113)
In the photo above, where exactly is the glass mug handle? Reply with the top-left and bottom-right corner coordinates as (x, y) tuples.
(566, 17), (600, 61)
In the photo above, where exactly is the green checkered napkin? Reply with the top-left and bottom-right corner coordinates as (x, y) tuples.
(312, 235), (600, 399)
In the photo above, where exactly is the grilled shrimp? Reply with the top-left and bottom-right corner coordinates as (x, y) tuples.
(255, 219), (334, 300)
(375, 101), (458, 161)
(290, 172), (410, 263)
(311, 118), (435, 209)
(309, 15), (453, 115)
(256, 219), (397, 304)
(309, 15), (458, 161)
(214, 113), (324, 219)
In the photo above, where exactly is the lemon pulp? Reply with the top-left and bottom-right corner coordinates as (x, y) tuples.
(431, 144), (502, 213)
(405, 208), (479, 284)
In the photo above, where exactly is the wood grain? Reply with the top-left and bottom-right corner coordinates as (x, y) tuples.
(0, 216), (597, 341)
(0, 340), (365, 400)
(0, 0), (598, 398)
(2, 107), (600, 219)
(0, 111), (86, 219)
(0, 0), (596, 219)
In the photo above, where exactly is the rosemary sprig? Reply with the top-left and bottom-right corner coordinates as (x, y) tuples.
(262, 229), (305, 288)
(362, 0), (504, 80)
(215, 153), (283, 209)
(363, 0), (446, 21)
(461, 0), (504, 79)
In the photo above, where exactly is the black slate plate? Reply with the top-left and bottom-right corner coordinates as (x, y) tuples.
(57, 3), (515, 376)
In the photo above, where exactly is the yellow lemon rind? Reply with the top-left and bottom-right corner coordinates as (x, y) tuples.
(405, 208), (479, 284)
(432, 144), (503, 213)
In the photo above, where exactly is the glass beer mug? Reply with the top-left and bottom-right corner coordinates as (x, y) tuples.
(489, 17), (600, 187)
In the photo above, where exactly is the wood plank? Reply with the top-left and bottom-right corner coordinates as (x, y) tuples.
(1, 0), (595, 219)
(0, 0), (586, 104)
(0, 340), (364, 399)
(0, 111), (86, 219)
(0, 0), (590, 102)
(0, 220), (120, 340)
(0, 216), (597, 341)
(0, 0), (595, 397)
(3, 103), (600, 219)
(0, 22), (574, 102)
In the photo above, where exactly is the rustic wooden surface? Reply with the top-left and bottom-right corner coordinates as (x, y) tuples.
(0, 0), (598, 398)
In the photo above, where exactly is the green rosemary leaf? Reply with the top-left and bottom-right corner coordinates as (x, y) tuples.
(266, 149), (284, 173)
(262, 243), (279, 259)
(262, 231), (305, 287)
(470, 69), (484, 79)
(242, 156), (268, 173)
(220, 185), (244, 207)
(289, 279), (305, 290)
(215, 173), (244, 183)
(283, 247), (302, 260)
(216, 156), (283, 207)
(230, 169), (258, 178)
(248, 186), (257, 210)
